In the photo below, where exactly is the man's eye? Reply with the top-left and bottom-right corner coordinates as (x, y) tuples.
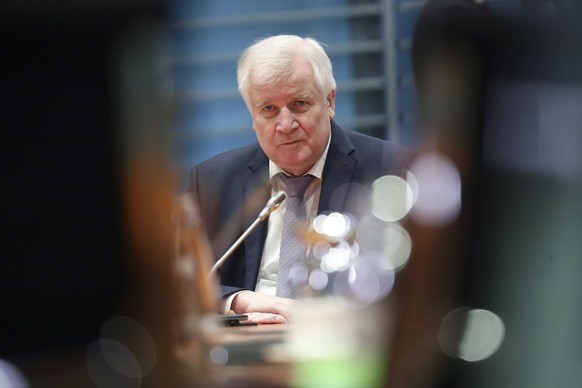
(293, 100), (310, 112)
(261, 105), (277, 117)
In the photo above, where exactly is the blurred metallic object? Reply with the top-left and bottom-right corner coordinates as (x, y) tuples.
(209, 191), (286, 277)
(171, 193), (219, 383)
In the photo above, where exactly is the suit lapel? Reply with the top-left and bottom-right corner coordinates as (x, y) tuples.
(237, 122), (358, 287)
(242, 147), (271, 287)
(319, 121), (357, 214)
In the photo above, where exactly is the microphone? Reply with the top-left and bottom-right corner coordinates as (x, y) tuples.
(258, 190), (287, 221)
(209, 190), (287, 276)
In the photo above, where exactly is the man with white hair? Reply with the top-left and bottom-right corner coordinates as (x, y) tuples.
(189, 35), (413, 323)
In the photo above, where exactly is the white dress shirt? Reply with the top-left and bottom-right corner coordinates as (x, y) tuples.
(223, 135), (331, 311)
(255, 137), (330, 295)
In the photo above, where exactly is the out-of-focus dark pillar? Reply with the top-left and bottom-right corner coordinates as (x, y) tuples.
(386, 1), (491, 387)
(387, 1), (582, 387)
(0, 1), (198, 387)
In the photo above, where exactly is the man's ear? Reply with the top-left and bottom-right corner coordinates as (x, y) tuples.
(327, 90), (336, 118)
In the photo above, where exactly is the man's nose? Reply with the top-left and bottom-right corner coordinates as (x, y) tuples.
(276, 108), (298, 133)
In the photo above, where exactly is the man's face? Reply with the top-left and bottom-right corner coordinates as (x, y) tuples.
(245, 57), (336, 176)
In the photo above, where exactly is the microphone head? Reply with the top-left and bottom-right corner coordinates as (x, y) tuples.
(258, 191), (287, 220)
(269, 190), (287, 207)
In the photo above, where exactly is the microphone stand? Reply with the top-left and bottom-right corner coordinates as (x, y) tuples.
(209, 191), (286, 276)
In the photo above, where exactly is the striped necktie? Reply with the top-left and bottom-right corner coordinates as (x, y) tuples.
(276, 174), (314, 298)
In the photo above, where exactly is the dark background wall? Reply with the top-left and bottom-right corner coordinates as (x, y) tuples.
(1, 0), (165, 358)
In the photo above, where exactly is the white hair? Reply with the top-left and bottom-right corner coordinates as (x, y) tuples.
(237, 35), (336, 104)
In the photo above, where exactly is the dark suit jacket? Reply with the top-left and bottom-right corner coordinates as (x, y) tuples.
(189, 120), (413, 297)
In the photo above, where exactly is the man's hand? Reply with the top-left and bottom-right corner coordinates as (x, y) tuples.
(231, 291), (295, 324)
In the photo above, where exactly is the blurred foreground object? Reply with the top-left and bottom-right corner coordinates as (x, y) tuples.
(0, 1), (215, 386)
(387, 1), (582, 387)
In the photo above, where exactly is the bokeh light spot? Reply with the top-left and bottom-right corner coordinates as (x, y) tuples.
(439, 307), (505, 362)
(320, 245), (351, 273)
(311, 213), (355, 244)
(290, 264), (309, 288)
(87, 339), (142, 388)
(321, 212), (351, 239)
(379, 223), (412, 271)
(311, 240), (332, 260)
(409, 153), (461, 225)
(0, 359), (29, 388)
(308, 269), (328, 291)
(209, 346), (229, 366)
(371, 175), (414, 222)
(96, 339), (142, 378)
(348, 263), (381, 303)
(100, 316), (157, 376)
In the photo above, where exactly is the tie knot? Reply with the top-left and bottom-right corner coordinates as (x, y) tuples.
(279, 174), (314, 198)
